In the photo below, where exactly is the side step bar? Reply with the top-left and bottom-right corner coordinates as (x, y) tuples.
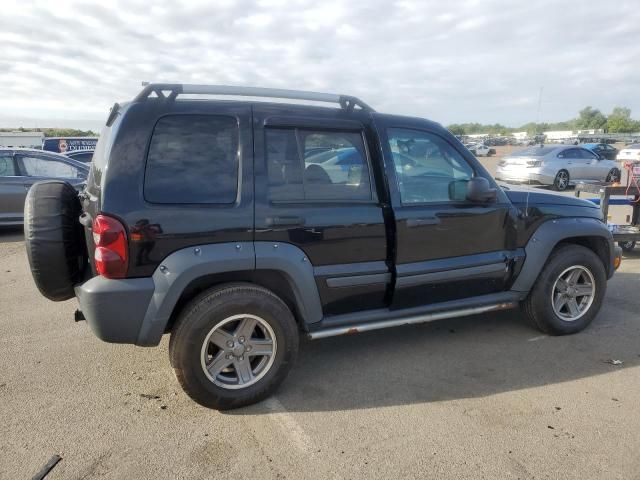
(307, 302), (517, 340)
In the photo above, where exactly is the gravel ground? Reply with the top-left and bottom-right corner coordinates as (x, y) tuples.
(1, 176), (640, 478)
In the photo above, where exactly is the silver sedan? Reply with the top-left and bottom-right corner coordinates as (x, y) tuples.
(495, 145), (620, 191)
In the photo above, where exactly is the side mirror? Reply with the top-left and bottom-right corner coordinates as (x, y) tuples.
(466, 177), (497, 203)
(557, 153), (564, 158)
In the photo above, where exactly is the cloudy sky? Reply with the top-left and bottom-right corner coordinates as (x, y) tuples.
(2, 0), (639, 130)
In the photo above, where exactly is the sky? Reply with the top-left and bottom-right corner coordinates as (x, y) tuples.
(1, 0), (639, 130)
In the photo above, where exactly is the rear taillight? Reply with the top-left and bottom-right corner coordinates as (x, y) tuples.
(92, 214), (128, 278)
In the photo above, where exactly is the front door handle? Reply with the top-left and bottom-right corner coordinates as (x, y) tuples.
(407, 217), (440, 227)
(266, 216), (305, 227)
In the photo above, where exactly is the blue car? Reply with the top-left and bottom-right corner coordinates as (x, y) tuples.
(582, 143), (618, 160)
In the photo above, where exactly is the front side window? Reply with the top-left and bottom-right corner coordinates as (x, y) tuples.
(0, 154), (16, 176)
(145, 115), (239, 204)
(19, 155), (80, 178)
(386, 128), (474, 204)
(266, 128), (371, 201)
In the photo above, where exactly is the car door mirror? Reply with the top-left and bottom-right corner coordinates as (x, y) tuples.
(466, 177), (497, 203)
(557, 153), (564, 158)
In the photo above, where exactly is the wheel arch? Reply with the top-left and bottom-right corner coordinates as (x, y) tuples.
(135, 242), (322, 346)
(511, 217), (614, 293)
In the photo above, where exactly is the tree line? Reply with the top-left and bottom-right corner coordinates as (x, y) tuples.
(0, 127), (98, 137)
(447, 106), (640, 136)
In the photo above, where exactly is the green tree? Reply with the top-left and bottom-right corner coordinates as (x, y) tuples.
(606, 107), (639, 133)
(447, 124), (466, 136)
(575, 106), (607, 130)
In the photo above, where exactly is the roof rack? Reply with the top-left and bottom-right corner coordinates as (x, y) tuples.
(134, 83), (375, 112)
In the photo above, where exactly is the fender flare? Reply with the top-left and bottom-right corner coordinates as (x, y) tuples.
(510, 217), (614, 293)
(136, 241), (322, 346)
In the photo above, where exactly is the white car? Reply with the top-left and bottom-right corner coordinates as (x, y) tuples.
(616, 143), (640, 163)
(464, 142), (492, 157)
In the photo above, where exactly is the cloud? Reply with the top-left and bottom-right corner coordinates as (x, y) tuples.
(1, 0), (639, 128)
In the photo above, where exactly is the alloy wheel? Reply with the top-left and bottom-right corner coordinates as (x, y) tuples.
(200, 314), (277, 390)
(551, 265), (596, 321)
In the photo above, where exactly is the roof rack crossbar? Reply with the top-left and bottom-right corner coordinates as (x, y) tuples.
(134, 83), (374, 112)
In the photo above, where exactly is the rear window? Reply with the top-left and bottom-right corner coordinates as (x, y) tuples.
(144, 115), (239, 204)
(511, 146), (557, 157)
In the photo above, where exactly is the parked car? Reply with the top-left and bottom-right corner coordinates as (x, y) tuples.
(616, 143), (640, 163)
(464, 142), (492, 157)
(582, 143), (618, 160)
(64, 149), (94, 163)
(24, 84), (621, 410)
(496, 145), (620, 191)
(0, 148), (88, 226)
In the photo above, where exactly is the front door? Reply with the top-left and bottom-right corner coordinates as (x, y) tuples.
(376, 123), (519, 308)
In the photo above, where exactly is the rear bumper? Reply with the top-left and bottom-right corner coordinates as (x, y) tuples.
(495, 167), (554, 185)
(75, 276), (154, 344)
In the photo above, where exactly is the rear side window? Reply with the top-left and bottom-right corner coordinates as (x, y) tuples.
(266, 128), (372, 202)
(0, 154), (16, 176)
(145, 115), (239, 204)
(18, 155), (82, 178)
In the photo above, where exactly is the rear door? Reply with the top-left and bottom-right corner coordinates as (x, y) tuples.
(560, 148), (588, 180)
(0, 152), (26, 224)
(253, 106), (390, 317)
(375, 119), (519, 309)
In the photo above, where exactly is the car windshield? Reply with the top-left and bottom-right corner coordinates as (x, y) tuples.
(510, 146), (557, 157)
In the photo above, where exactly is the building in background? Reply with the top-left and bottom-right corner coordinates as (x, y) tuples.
(0, 131), (44, 148)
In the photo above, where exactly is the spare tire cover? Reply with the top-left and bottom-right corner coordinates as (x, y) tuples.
(24, 180), (87, 301)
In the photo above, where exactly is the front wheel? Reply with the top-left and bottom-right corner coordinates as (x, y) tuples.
(169, 284), (299, 410)
(605, 168), (621, 183)
(523, 244), (607, 335)
(553, 170), (570, 191)
(619, 241), (636, 253)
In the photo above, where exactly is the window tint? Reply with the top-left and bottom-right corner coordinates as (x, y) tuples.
(579, 149), (597, 159)
(387, 128), (474, 204)
(19, 155), (80, 178)
(0, 154), (16, 176)
(265, 128), (371, 201)
(145, 115), (239, 204)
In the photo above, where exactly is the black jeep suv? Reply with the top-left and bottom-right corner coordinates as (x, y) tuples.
(24, 84), (621, 409)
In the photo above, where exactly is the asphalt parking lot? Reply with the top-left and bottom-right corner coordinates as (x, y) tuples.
(2, 168), (640, 479)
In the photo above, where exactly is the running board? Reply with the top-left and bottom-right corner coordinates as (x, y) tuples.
(307, 302), (517, 340)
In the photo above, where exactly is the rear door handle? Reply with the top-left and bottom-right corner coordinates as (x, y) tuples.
(266, 216), (305, 227)
(407, 217), (440, 227)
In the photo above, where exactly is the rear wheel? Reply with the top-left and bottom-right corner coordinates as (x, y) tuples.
(524, 244), (606, 335)
(169, 283), (299, 410)
(553, 170), (570, 191)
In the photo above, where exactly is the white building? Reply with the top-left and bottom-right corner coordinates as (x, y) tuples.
(543, 129), (604, 143)
(0, 131), (44, 148)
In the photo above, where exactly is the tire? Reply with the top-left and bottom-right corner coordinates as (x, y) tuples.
(523, 244), (607, 335)
(553, 170), (570, 191)
(24, 180), (87, 301)
(605, 168), (620, 183)
(169, 283), (299, 410)
(619, 241), (636, 253)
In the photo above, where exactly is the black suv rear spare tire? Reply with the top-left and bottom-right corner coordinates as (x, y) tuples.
(24, 181), (87, 301)
(169, 283), (299, 410)
(523, 244), (606, 335)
